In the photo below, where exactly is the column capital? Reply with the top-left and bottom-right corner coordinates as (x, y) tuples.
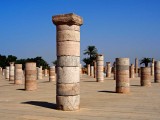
(52, 13), (83, 26)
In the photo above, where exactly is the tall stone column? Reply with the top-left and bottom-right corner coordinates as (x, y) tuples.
(129, 64), (135, 78)
(154, 61), (160, 83)
(5, 66), (9, 79)
(15, 64), (23, 84)
(141, 67), (151, 86)
(116, 58), (130, 94)
(90, 66), (94, 77)
(44, 69), (48, 76)
(106, 62), (111, 78)
(135, 58), (138, 73)
(96, 54), (104, 82)
(37, 66), (42, 80)
(25, 62), (37, 91)
(9, 62), (15, 81)
(52, 13), (83, 111)
(49, 66), (55, 82)
(93, 61), (96, 78)
(87, 64), (90, 76)
(151, 58), (154, 76)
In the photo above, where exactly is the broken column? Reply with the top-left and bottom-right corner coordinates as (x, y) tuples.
(130, 64), (135, 78)
(151, 58), (154, 76)
(37, 66), (42, 80)
(25, 62), (37, 91)
(135, 58), (138, 73)
(154, 61), (160, 83)
(44, 68), (48, 76)
(52, 13), (83, 111)
(49, 66), (56, 82)
(116, 58), (130, 94)
(96, 54), (104, 82)
(15, 64), (23, 84)
(5, 66), (9, 79)
(93, 61), (96, 78)
(140, 67), (151, 86)
(106, 62), (111, 78)
(9, 62), (15, 81)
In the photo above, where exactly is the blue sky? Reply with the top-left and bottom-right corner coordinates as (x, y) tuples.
(0, 0), (160, 65)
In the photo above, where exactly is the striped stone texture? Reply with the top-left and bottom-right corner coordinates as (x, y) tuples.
(49, 66), (56, 82)
(154, 61), (160, 83)
(9, 62), (14, 81)
(130, 64), (135, 78)
(141, 67), (151, 87)
(106, 62), (111, 78)
(116, 58), (130, 94)
(96, 54), (104, 82)
(14, 64), (23, 85)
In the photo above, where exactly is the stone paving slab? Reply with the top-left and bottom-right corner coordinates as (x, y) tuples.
(0, 74), (160, 120)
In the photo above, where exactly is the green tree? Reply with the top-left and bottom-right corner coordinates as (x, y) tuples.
(83, 46), (98, 66)
(52, 60), (57, 66)
(0, 54), (7, 69)
(140, 58), (152, 67)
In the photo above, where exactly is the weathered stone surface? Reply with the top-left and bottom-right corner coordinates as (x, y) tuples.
(37, 66), (42, 80)
(116, 58), (130, 94)
(57, 41), (80, 56)
(135, 58), (138, 73)
(57, 30), (80, 42)
(52, 13), (83, 26)
(25, 62), (37, 91)
(49, 66), (55, 82)
(154, 61), (160, 83)
(9, 63), (14, 81)
(96, 54), (104, 82)
(87, 64), (90, 76)
(56, 95), (80, 111)
(130, 64), (135, 78)
(106, 62), (111, 78)
(5, 66), (9, 79)
(93, 61), (97, 78)
(141, 67), (151, 87)
(57, 25), (80, 31)
(44, 69), (48, 77)
(57, 56), (80, 67)
(57, 83), (80, 96)
(90, 66), (94, 77)
(151, 62), (154, 76)
(14, 64), (23, 85)
(57, 67), (79, 83)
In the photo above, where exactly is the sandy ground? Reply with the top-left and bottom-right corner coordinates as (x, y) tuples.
(0, 74), (160, 120)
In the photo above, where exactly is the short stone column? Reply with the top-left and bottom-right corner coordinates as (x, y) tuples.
(25, 62), (37, 91)
(90, 66), (94, 77)
(129, 64), (135, 78)
(5, 66), (9, 79)
(151, 58), (154, 76)
(113, 62), (116, 80)
(93, 61), (97, 78)
(87, 64), (90, 76)
(52, 13), (83, 111)
(141, 67), (151, 86)
(106, 62), (111, 78)
(0, 67), (2, 75)
(37, 66), (42, 80)
(116, 58), (130, 94)
(2, 69), (5, 76)
(49, 66), (55, 82)
(9, 62), (15, 81)
(44, 69), (48, 76)
(154, 61), (160, 83)
(15, 64), (23, 84)
(135, 58), (138, 73)
(96, 54), (104, 82)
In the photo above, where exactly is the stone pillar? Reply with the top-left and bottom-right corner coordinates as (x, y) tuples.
(52, 13), (83, 111)
(106, 62), (111, 78)
(9, 62), (15, 81)
(135, 58), (138, 73)
(141, 67), (151, 86)
(129, 64), (135, 78)
(87, 64), (90, 76)
(93, 61), (96, 78)
(14, 64), (23, 84)
(5, 66), (9, 79)
(44, 69), (48, 76)
(154, 61), (160, 83)
(49, 66), (56, 82)
(37, 66), (42, 80)
(151, 58), (154, 76)
(25, 62), (37, 91)
(96, 54), (104, 82)
(2, 69), (5, 76)
(116, 58), (130, 94)
(90, 66), (94, 77)
(138, 68), (141, 77)
(113, 62), (116, 80)
(0, 67), (2, 75)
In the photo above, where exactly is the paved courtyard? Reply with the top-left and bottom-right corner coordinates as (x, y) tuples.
(0, 74), (160, 120)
